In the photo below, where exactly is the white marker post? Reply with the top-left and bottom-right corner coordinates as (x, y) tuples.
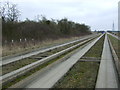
(10, 40), (14, 50)
(24, 38), (27, 48)
(5, 40), (7, 46)
(32, 38), (35, 46)
(25, 38), (27, 42)
(20, 39), (22, 42)
(12, 40), (14, 43)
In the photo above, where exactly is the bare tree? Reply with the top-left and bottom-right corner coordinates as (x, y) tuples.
(6, 2), (20, 22)
(0, 2), (6, 21)
(0, 1), (20, 22)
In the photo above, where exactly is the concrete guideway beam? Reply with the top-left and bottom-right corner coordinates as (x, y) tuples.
(96, 33), (118, 88)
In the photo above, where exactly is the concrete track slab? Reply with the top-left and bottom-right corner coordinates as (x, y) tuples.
(96, 34), (118, 88)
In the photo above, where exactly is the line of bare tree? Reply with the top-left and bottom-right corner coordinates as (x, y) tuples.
(0, 1), (20, 22)
(1, 2), (92, 45)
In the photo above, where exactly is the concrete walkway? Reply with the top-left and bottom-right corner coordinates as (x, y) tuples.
(96, 34), (118, 88)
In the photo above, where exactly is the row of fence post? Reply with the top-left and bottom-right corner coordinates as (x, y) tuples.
(3, 38), (36, 49)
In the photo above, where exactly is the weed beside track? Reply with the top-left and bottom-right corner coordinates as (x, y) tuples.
(53, 35), (105, 88)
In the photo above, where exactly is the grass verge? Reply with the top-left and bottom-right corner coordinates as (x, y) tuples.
(53, 61), (99, 88)
(2, 58), (36, 75)
(82, 34), (105, 58)
(108, 35), (120, 60)
(3, 35), (90, 57)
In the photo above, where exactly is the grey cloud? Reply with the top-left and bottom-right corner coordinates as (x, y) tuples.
(1, 0), (119, 31)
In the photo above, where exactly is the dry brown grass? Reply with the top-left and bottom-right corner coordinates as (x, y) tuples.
(2, 36), (86, 57)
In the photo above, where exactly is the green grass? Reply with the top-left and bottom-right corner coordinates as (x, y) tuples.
(53, 61), (99, 88)
(108, 35), (120, 60)
(2, 58), (37, 75)
(82, 35), (105, 58)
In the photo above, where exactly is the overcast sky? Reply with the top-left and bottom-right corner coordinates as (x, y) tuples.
(1, 0), (119, 31)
